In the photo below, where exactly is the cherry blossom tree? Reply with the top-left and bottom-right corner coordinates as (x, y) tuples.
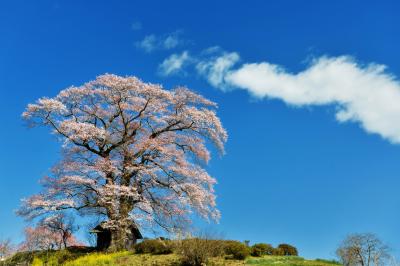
(18, 74), (227, 251)
(19, 226), (61, 251)
(19, 222), (82, 251)
(39, 213), (81, 249)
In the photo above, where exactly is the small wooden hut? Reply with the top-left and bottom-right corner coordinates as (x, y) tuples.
(91, 221), (142, 250)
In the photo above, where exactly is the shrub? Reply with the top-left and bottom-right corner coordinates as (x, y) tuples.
(224, 241), (250, 260)
(276, 243), (298, 256)
(250, 243), (274, 257)
(273, 247), (284, 256)
(3, 251), (36, 266)
(178, 238), (225, 266)
(134, 239), (174, 255)
(4, 247), (95, 266)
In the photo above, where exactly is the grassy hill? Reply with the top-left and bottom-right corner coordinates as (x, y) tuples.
(5, 250), (341, 266)
(246, 256), (340, 266)
(4, 240), (341, 266)
(65, 253), (341, 266)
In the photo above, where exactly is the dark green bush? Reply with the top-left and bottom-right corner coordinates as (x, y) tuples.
(276, 243), (298, 256)
(134, 239), (174, 255)
(4, 247), (95, 266)
(224, 241), (250, 260)
(250, 243), (274, 257)
(3, 251), (35, 266)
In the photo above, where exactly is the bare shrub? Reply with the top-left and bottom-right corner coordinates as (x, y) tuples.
(134, 239), (174, 255)
(336, 233), (390, 266)
(223, 240), (250, 260)
(0, 238), (14, 261)
(275, 243), (298, 256)
(176, 231), (225, 266)
(251, 243), (274, 257)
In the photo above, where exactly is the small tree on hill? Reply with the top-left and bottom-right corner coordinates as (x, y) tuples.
(19, 226), (61, 251)
(336, 233), (390, 266)
(251, 243), (274, 256)
(0, 238), (14, 260)
(39, 213), (81, 249)
(19, 223), (81, 251)
(276, 243), (298, 256)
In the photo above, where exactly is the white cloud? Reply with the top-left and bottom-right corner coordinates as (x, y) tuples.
(136, 32), (183, 53)
(158, 51), (191, 76)
(196, 52), (400, 144)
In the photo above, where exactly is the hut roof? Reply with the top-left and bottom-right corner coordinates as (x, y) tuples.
(90, 221), (143, 239)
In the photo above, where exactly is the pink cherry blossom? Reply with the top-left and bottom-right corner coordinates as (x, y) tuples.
(19, 74), (227, 250)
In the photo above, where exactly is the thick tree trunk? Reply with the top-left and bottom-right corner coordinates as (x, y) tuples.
(107, 199), (134, 251)
(106, 166), (135, 252)
(109, 228), (129, 251)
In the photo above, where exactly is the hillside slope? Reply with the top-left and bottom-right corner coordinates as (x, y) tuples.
(6, 250), (341, 266)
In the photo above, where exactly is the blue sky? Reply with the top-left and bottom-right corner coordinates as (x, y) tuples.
(1, 0), (400, 260)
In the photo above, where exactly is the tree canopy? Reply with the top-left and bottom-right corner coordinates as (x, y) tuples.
(18, 74), (227, 250)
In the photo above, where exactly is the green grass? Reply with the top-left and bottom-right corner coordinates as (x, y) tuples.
(61, 254), (341, 266)
(246, 256), (341, 266)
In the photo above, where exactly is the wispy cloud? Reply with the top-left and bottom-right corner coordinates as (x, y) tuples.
(163, 34), (181, 49)
(131, 21), (142, 31)
(136, 31), (184, 53)
(158, 51), (191, 76)
(158, 46), (239, 82)
(136, 35), (157, 53)
(196, 52), (240, 88)
(160, 47), (400, 144)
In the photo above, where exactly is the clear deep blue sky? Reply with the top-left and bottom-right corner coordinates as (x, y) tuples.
(1, 0), (400, 260)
